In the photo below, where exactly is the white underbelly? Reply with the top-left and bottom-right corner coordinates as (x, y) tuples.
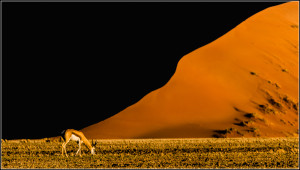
(70, 134), (80, 141)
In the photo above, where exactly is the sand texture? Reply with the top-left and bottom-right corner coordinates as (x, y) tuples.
(82, 2), (299, 139)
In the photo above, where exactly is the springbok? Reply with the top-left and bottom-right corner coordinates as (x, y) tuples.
(61, 129), (96, 157)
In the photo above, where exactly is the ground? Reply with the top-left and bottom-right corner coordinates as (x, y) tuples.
(1, 137), (298, 168)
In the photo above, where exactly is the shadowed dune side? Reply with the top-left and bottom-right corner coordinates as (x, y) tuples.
(82, 2), (299, 139)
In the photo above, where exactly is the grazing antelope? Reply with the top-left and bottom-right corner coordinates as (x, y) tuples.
(61, 129), (96, 157)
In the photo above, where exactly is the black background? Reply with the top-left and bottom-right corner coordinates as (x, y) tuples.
(2, 2), (283, 139)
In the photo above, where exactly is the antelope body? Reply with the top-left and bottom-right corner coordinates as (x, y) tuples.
(61, 129), (96, 157)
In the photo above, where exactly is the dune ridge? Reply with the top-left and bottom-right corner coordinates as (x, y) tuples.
(82, 2), (299, 139)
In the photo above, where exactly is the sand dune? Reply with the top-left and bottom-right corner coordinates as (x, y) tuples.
(82, 2), (299, 139)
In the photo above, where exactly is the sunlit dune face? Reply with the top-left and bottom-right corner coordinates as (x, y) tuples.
(82, 2), (299, 139)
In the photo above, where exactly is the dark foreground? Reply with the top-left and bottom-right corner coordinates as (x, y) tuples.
(1, 138), (298, 168)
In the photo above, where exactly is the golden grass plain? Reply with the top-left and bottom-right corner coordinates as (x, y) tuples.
(1, 137), (299, 168)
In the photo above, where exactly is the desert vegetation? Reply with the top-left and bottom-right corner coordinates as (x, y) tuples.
(1, 138), (298, 168)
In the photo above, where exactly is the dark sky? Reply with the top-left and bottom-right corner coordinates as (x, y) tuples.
(2, 2), (283, 139)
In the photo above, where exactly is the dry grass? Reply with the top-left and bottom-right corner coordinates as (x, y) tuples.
(291, 24), (298, 28)
(281, 95), (298, 112)
(1, 138), (298, 168)
(258, 104), (277, 114)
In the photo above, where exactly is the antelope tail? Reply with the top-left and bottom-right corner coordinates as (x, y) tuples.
(61, 130), (66, 135)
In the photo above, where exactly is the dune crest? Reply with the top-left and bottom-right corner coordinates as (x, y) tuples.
(82, 2), (299, 139)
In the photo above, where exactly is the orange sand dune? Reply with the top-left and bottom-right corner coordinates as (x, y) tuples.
(82, 2), (299, 139)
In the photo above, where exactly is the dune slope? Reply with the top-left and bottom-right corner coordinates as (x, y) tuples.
(82, 2), (299, 139)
